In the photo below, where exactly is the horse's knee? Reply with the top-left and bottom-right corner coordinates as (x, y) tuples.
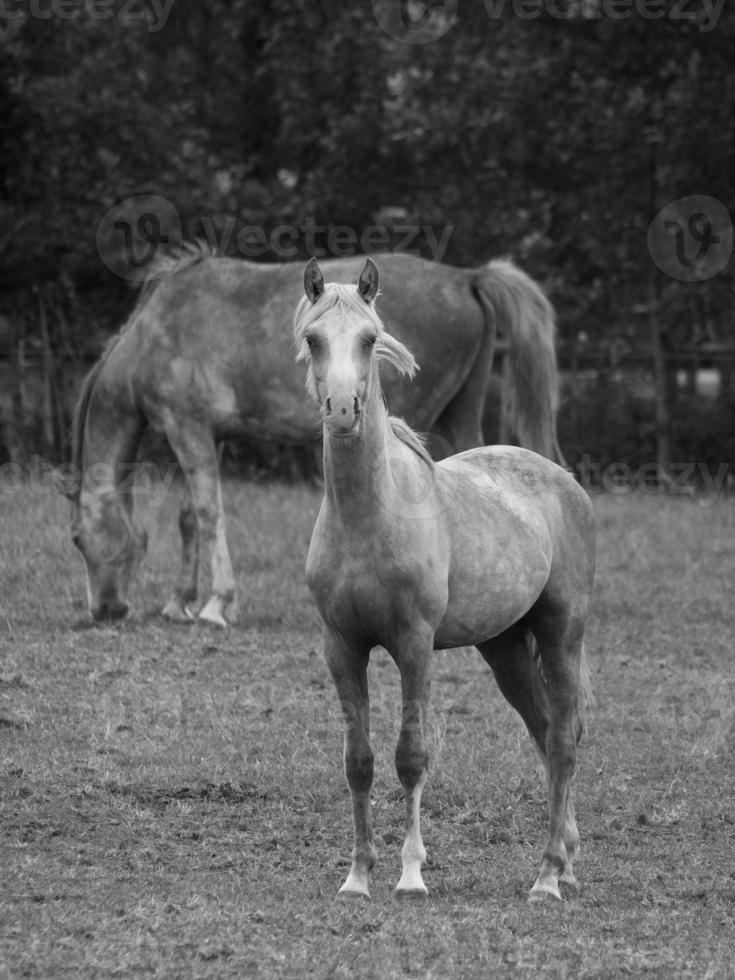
(546, 731), (576, 777)
(345, 747), (374, 793)
(395, 735), (428, 790)
(195, 501), (219, 533)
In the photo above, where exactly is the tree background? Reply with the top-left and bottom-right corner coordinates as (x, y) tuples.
(1, 0), (734, 474)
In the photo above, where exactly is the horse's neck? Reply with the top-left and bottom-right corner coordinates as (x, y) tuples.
(81, 377), (142, 505)
(322, 386), (397, 528)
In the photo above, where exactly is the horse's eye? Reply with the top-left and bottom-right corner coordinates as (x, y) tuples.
(363, 335), (377, 350)
(305, 335), (318, 351)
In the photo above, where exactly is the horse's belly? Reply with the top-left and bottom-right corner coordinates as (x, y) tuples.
(434, 555), (550, 649)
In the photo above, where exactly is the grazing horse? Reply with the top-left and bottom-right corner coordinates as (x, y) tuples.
(69, 245), (561, 624)
(298, 258), (595, 901)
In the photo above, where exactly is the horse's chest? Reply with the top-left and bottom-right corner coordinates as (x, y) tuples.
(306, 532), (442, 639)
(308, 548), (397, 616)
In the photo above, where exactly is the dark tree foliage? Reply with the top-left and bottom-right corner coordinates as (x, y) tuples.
(1, 0), (734, 460)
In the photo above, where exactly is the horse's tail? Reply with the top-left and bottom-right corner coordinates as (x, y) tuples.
(529, 632), (594, 741)
(577, 643), (594, 738)
(473, 259), (564, 464)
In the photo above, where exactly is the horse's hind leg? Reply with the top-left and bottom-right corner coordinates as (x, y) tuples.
(527, 608), (587, 902)
(163, 421), (236, 627)
(478, 622), (550, 756)
(162, 487), (199, 622)
(478, 620), (582, 901)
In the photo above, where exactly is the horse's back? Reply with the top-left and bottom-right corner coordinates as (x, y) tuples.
(119, 253), (489, 439)
(442, 444), (591, 521)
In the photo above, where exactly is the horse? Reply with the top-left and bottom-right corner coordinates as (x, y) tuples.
(298, 258), (595, 901)
(68, 244), (562, 625)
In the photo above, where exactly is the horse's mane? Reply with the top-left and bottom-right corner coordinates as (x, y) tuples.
(133, 238), (214, 310)
(70, 240), (215, 500)
(70, 358), (105, 501)
(389, 416), (434, 467)
(294, 281), (434, 468)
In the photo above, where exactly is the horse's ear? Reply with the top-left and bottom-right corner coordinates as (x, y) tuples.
(357, 258), (379, 304)
(304, 257), (324, 303)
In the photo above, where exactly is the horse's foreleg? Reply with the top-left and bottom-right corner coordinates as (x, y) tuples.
(162, 488), (199, 622)
(391, 628), (432, 898)
(196, 478), (236, 627)
(325, 631), (375, 899)
(163, 423), (236, 627)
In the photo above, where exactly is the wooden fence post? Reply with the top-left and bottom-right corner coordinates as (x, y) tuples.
(648, 275), (671, 480)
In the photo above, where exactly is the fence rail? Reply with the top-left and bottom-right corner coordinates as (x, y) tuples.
(2, 344), (735, 467)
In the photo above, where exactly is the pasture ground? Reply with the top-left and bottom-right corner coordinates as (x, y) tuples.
(1, 476), (734, 979)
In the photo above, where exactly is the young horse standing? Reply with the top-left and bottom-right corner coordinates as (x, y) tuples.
(297, 258), (595, 901)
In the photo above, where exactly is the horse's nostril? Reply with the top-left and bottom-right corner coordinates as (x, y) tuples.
(353, 397), (359, 415)
(326, 398), (332, 414)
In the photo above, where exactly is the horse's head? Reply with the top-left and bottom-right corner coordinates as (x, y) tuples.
(295, 258), (417, 439)
(71, 489), (148, 622)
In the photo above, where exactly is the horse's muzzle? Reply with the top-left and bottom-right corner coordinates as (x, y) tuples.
(325, 395), (361, 437)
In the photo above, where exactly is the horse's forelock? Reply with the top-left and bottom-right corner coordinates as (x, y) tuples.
(293, 281), (418, 380)
(293, 282), (385, 357)
(376, 333), (418, 379)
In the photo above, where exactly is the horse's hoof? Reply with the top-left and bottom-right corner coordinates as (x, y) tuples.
(198, 597), (229, 628)
(224, 598), (240, 625)
(395, 887), (428, 900)
(198, 612), (227, 628)
(337, 886), (371, 901)
(529, 881), (563, 902)
(559, 874), (580, 899)
(162, 599), (195, 623)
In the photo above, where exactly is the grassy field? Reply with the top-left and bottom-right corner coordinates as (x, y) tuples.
(1, 475), (735, 979)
